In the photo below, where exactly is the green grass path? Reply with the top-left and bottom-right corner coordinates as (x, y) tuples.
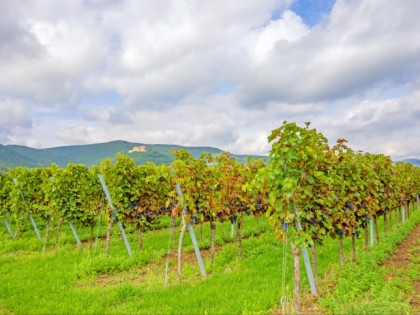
(0, 209), (419, 314)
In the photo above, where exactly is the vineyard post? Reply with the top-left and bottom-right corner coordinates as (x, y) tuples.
(3, 217), (13, 237)
(13, 178), (42, 242)
(231, 223), (234, 238)
(369, 218), (374, 246)
(29, 215), (42, 242)
(98, 175), (133, 259)
(176, 183), (207, 277)
(294, 210), (317, 295)
(417, 194), (419, 209)
(69, 220), (83, 251)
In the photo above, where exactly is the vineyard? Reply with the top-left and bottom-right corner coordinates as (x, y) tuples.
(1, 121), (419, 314)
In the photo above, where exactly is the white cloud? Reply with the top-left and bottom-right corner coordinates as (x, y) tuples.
(0, 98), (32, 142)
(236, 0), (420, 105)
(92, 0), (292, 107)
(0, 99), (31, 126)
(0, 0), (419, 160)
(62, 94), (241, 147)
(0, 0), (108, 104)
(56, 125), (98, 144)
(315, 88), (420, 159)
(251, 10), (310, 63)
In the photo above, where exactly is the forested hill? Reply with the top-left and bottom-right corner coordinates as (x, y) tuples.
(0, 140), (267, 169)
(401, 159), (420, 166)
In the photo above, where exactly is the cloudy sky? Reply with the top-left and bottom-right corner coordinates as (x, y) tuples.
(0, 0), (419, 160)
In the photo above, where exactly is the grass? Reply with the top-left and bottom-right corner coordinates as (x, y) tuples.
(0, 206), (419, 314)
(319, 206), (420, 314)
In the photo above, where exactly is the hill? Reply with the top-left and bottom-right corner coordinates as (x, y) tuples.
(401, 158), (420, 166)
(0, 141), (267, 169)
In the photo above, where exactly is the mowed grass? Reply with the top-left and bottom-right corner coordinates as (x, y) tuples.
(319, 206), (420, 315)
(0, 207), (419, 314)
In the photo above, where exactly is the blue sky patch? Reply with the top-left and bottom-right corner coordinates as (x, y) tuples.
(81, 90), (123, 107)
(291, 0), (336, 26)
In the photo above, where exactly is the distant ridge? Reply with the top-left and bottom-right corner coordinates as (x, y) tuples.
(401, 159), (420, 166)
(0, 141), (267, 169)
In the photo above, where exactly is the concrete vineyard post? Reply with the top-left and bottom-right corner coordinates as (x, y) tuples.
(176, 183), (207, 277)
(69, 220), (83, 251)
(187, 222), (206, 276)
(401, 206), (405, 223)
(294, 210), (317, 295)
(29, 215), (42, 242)
(3, 218), (13, 237)
(98, 175), (133, 259)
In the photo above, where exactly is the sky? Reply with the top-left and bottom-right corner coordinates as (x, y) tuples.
(0, 0), (419, 160)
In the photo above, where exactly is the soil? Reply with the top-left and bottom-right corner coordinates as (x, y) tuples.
(77, 226), (263, 287)
(382, 224), (420, 313)
(86, 245), (223, 288)
(71, 238), (95, 250)
(297, 223), (420, 315)
(79, 223), (419, 314)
